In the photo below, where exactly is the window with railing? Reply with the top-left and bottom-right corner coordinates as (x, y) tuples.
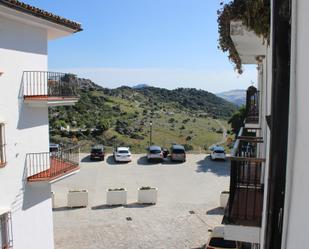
(0, 124), (6, 167)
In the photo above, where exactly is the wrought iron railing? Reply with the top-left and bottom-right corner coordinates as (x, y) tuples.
(22, 71), (79, 98)
(26, 145), (80, 181)
(225, 128), (265, 226)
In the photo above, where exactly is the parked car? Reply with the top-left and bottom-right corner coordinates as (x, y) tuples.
(49, 143), (60, 153)
(170, 144), (186, 162)
(205, 226), (238, 249)
(210, 146), (226, 161)
(90, 145), (105, 161)
(147, 145), (163, 162)
(113, 147), (132, 162)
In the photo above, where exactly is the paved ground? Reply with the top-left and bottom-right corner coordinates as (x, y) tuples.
(52, 154), (230, 249)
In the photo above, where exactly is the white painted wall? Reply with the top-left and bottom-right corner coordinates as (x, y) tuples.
(284, 1), (309, 248)
(0, 14), (53, 249)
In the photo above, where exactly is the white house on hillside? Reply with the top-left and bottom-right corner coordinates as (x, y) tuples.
(0, 1), (82, 248)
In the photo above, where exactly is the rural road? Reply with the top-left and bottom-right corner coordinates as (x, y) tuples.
(211, 119), (228, 148)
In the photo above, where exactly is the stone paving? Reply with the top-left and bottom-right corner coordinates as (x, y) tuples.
(52, 154), (230, 249)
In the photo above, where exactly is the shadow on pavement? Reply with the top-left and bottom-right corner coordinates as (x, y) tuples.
(106, 155), (130, 165)
(137, 156), (159, 165)
(53, 206), (86, 211)
(81, 155), (97, 163)
(206, 207), (224, 215)
(196, 156), (230, 176)
(91, 204), (123, 210)
(125, 202), (155, 208)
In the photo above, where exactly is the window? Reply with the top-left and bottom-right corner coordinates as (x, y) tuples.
(0, 213), (11, 249)
(0, 124), (6, 167)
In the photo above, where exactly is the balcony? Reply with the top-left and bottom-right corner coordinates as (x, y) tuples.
(223, 128), (265, 244)
(22, 71), (79, 107)
(26, 146), (80, 182)
(245, 86), (260, 127)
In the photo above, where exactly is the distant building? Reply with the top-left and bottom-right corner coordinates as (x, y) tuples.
(0, 1), (82, 248)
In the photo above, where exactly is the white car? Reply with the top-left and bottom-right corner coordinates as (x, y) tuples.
(210, 146), (226, 161)
(205, 226), (238, 249)
(113, 147), (132, 162)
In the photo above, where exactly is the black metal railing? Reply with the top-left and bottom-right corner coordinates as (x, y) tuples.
(246, 86), (259, 124)
(22, 71), (79, 98)
(26, 145), (80, 181)
(225, 128), (265, 226)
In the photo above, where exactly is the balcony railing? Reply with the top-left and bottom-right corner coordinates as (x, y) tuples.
(224, 128), (265, 227)
(246, 86), (259, 124)
(22, 71), (79, 100)
(26, 145), (80, 182)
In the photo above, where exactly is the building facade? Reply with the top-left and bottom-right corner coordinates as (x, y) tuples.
(222, 1), (308, 249)
(0, 1), (82, 248)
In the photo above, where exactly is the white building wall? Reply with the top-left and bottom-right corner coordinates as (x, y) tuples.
(0, 15), (53, 249)
(284, 1), (309, 248)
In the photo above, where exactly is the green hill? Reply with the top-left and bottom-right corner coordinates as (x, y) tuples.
(49, 79), (236, 153)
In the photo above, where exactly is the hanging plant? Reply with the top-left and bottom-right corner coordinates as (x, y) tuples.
(217, 0), (270, 74)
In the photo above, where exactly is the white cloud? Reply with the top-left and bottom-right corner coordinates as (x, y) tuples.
(53, 66), (257, 93)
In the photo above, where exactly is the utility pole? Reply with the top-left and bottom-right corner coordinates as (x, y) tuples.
(149, 121), (153, 146)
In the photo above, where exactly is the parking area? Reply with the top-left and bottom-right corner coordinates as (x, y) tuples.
(52, 154), (230, 249)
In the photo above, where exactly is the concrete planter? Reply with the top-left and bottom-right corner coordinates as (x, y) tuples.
(67, 189), (88, 208)
(106, 188), (127, 206)
(138, 187), (158, 204)
(220, 191), (229, 208)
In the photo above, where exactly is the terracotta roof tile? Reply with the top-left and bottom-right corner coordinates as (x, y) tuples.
(0, 0), (82, 32)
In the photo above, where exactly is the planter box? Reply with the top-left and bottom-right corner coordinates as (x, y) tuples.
(220, 191), (229, 208)
(106, 189), (127, 206)
(138, 187), (158, 204)
(51, 191), (56, 209)
(67, 190), (88, 208)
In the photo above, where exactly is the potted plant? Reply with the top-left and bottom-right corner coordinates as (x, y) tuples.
(67, 189), (88, 208)
(138, 186), (158, 204)
(106, 188), (127, 206)
(220, 191), (229, 208)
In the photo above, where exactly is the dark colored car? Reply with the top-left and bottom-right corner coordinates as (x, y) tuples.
(90, 145), (105, 161)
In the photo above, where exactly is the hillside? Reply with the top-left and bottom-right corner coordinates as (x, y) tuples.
(217, 89), (246, 106)
(49, 79), (236, 152)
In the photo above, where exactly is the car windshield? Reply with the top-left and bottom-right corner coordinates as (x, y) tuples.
(209, 237), (236, 248)
(118, 150), (129, 154)
(172, 149), (185, 154)
(150, 149), (161, 154)
(214, 150), (225, 153)
(91, 149), (102, 153)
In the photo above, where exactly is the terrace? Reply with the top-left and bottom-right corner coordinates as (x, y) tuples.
(22, 71), (79, 107)
(26, 146), (80, 182)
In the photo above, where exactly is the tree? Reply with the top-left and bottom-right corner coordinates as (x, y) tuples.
(96, 119), (110, 133)
(228, 106), (246, 135)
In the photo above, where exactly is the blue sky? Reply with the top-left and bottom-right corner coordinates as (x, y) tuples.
(25, 0), (256, 93)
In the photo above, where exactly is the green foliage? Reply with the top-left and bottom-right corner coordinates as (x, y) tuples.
(217, 0), (270, 73)
(183, 144), (193, 151)
(228, 106), (246, 135)
(49, 79), (233, 152)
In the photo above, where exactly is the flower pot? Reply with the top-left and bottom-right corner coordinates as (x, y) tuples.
(67, 189), (88, 208)
(138, 187), (158, 204)
(106, 188), (127, 206)
(220, 191), (229, 208)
